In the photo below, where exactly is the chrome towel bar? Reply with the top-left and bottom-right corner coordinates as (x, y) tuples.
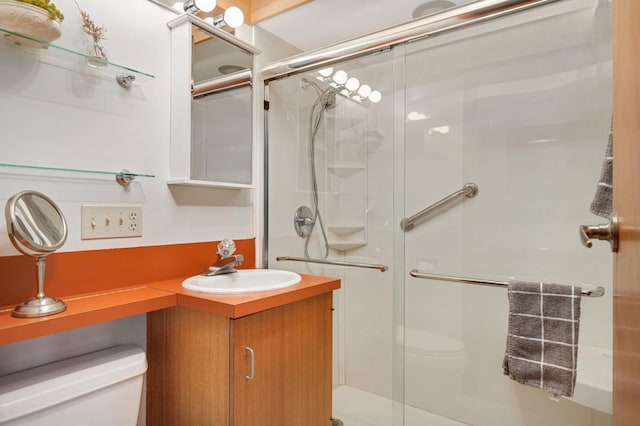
(409, 270), (605, 297)
(276, 256), (388, 272)
(401, 183), (478, 232)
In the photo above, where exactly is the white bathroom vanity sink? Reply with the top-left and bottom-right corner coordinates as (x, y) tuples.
(181, 269), (302, 294)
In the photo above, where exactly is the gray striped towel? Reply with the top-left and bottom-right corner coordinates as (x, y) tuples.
(502, 281), (581, 398)
(590, 119), (613, 219)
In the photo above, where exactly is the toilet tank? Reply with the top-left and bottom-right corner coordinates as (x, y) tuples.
(0, 344), (147, 425)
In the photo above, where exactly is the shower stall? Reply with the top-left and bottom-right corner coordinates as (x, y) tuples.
(264, 0), (613, 425)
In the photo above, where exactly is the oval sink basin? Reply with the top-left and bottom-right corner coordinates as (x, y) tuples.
(181, 269), (302, 294)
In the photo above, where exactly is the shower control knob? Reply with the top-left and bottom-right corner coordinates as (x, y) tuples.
(294, 206), (314, 238)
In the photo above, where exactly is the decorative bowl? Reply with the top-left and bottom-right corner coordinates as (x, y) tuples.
(0, 0), (62, 48)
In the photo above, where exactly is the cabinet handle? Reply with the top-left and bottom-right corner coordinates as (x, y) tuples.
(245, 346), (255, 380)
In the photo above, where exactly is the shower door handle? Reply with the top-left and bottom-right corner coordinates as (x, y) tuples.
(579, 213), (619, 252)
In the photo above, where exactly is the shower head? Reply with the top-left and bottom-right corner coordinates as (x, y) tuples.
(301, 77), (339, 110)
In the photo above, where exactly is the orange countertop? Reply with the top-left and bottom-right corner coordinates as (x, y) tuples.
(0, 274), (340, 346)
(150, 273), (341, 318)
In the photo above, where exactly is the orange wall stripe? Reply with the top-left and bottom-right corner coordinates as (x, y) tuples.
(0, 239), (255, 307)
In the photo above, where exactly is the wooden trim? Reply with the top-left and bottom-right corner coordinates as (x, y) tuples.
(613, 0), (640, 423)
(249, 0), (313, 24)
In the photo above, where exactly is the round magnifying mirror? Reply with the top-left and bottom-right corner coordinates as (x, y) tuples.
(5, 190), (68, 317)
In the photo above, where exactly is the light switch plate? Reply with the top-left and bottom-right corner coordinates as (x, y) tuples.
(81, 205), (143, 240)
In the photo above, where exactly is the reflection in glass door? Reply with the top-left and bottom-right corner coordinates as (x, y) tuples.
(402, 1), (612, 425)
(266, 49), (404, 425)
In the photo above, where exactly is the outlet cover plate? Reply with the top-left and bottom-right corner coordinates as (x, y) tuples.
(81, 205), (143, 240)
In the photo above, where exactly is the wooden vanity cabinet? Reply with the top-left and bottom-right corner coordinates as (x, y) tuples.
(147, 293), (333, 426)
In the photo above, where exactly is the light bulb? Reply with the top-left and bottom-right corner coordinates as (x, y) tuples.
(332, 70), (348, 85)
(407, 112), (429, 121)
(318, 67), (334, 77)
(173, 2), (184, 12)
(195, 0), (216, 12)
(345, 77), (360, 92)
(357, 84), (371, 98)
(224, 6), (244, 28)
(204, 16), (214, 25)
(369, 90), (382, 103)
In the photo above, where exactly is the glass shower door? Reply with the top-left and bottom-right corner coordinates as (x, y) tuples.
(266, 49), (404, 425)
(402, 1), (613, 425)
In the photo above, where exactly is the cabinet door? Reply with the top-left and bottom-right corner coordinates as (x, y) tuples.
(231, 293), (333, 426)
(147, 306), (231, 426)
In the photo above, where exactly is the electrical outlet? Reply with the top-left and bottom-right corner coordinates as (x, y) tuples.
(81, 205), (143, 240)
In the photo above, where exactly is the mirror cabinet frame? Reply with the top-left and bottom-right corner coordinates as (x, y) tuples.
(166, 14), (261, 189)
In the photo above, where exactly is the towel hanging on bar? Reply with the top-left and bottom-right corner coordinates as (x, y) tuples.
(502, 281), (581, 399)
(590, 117), (613, 219)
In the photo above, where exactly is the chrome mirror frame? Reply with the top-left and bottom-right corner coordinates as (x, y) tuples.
(5, 190), (68, 317)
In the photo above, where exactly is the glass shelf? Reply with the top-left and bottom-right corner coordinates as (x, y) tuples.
(0, 163), (155, 187)
(0, 26), (154, 87)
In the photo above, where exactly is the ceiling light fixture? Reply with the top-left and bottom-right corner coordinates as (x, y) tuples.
(210, 6), (245, 29)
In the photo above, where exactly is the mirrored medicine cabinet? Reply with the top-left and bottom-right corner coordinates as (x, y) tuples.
(166, 14), (260, 189)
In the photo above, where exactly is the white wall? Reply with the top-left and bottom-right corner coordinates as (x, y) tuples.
(0, 0), (254, 259)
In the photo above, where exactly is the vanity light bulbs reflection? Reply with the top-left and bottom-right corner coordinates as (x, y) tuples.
(332, 70), (348, 85)
(357, 84), (371, 98)
(345, 77), (360, 92)
(172, 2), (184, 11)
(369, 90), (382, 103)
(318, 67), (334, 77)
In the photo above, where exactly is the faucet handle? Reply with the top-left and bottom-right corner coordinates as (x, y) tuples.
(217, 239), (236, 258)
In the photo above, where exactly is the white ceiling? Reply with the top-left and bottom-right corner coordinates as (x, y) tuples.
(256, 0), (473, 51)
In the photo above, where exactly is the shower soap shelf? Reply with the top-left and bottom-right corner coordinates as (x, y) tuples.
(328, 241), (367, 251)
(327, 225), (366, 236)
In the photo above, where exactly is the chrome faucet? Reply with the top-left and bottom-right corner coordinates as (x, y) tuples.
(201, 239), (244, 276)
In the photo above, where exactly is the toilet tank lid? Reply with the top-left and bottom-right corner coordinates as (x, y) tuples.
(0, 344), (147, 423)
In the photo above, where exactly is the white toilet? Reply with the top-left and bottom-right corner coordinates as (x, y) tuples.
(403, 328), (469, 417)
(0, 344), (147, 425)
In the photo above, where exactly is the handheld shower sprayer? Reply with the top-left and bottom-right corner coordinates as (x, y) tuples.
(301, 77), (339, 110)
(297, 75), (344, 259)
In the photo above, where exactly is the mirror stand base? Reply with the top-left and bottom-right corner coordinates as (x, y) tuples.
(12, 296), (67, 318)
